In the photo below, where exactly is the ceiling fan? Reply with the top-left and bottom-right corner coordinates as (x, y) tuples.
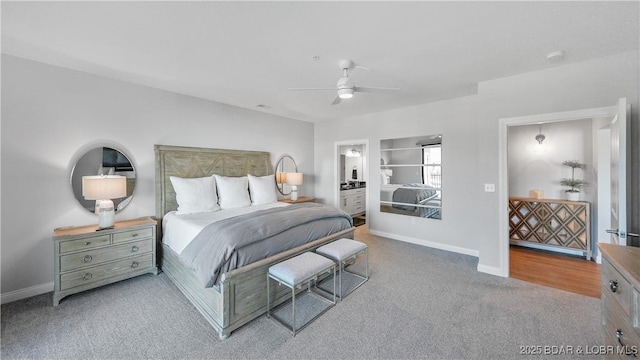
(289, 59), (400, 105)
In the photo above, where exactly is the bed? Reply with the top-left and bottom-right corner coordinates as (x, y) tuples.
(380, 184), (441, 219)
(155, 145), (355, 339)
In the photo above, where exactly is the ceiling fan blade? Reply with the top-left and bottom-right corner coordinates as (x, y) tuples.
(289, 87), (336, 91)
(354, 86), (400, 93)
(331, 95), (342, 105)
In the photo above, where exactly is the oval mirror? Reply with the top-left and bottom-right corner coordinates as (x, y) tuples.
(70, 146), (136, 213)
(274, 154), (297, 195)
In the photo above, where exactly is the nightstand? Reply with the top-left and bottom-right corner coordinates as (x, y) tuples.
(281, 196), (315, 204)
(52, 217), (158, 306)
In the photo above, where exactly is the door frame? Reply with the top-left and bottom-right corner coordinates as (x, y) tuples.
(334, 139), (369, 219)
(498, 105), (618, 277)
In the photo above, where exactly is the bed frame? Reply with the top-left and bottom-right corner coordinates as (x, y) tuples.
(154, 145), (354, 339)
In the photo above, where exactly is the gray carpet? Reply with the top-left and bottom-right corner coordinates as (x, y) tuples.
(1, 229), (602, 359)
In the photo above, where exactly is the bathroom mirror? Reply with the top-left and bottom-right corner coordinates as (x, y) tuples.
(379, 134), (442, 219)
(339, 145), (364, 188)
(274, 154), (297, 195)
(70, 146), (136, 213)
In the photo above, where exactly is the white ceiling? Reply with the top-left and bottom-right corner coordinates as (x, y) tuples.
(2, 1), (638, 123)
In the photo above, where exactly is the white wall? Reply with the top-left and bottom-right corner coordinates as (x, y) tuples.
(315, 51), (639, 274)
(1, 55), (314, 301)
(508, 120), (593, 201)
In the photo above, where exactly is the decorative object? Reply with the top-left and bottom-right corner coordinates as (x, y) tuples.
(530, 189), (543, 199)
(560, 160), (587, 201)
(82, 175), (127, 229)
(274, 154), (297, 196)
(380, 134), (442, 219)
(71, 146), (136, 213)
(52, 217), (158, 306)
(286, 172), (303, 202)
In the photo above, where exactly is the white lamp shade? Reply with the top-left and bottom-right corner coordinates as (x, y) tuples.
(82, 175), (127, 200)
(285, 172), (303, 186)
(276, 172), (287, 184)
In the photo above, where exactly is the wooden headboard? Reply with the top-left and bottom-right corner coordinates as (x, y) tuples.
(154, 145), (272, 218)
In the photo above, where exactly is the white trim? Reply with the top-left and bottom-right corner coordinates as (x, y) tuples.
(1, 282), (53, 305)
(498, 104), (618, 278)
(477, 264), (504, 277)
(368, 229), (479, 258)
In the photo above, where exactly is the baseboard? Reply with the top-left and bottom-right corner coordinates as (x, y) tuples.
(1, 282), (53, 305)
(477, 263), (507, 277)
(368, 229), (479, 258)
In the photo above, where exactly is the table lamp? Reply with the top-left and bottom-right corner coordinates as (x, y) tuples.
(285, 172), (303, 202)
(82, 175), (127, 229)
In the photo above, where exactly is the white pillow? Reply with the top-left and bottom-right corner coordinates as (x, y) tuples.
(247, 174), (278, 205)
(214, 175), (251, 209)
(170, 175), (220, 215)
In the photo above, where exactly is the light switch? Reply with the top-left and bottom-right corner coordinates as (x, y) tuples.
(484, 183), (496, 192)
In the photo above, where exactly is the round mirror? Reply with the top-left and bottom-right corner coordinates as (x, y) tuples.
(70, 146), (136, 213)
(274, 154), (297, 195)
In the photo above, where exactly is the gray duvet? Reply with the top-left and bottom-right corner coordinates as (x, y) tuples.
(180, 203), (353, 287)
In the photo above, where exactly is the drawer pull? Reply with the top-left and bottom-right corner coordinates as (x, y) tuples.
(131, 261), (139, 268)
(615, 329), (637, 357)
(132, 233), (139, 238)
(82, 273), (93, 281)
(609, 280), (619, 293)
(131, 246), (139, 253)
(81, 255), (93, 263)
(84, 242), (91, 246)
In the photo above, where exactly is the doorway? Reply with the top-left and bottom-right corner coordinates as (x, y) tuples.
(335, 140), (369, 227)
(498, 102), (625, 279)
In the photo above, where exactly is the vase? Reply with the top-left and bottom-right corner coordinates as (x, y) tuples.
(566, 192), (580, 201)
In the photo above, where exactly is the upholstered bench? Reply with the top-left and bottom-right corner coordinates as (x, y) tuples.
(266, 252), (336, 336)
(316, 238), (368, 299)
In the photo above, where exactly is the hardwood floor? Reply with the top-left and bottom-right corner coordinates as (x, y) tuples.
(509, 245), (601, 298)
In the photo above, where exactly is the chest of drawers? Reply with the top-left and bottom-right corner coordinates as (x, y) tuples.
(341, 188), (366, 216)
(53, 217), (158, 306)
(598, 243), (640, 358)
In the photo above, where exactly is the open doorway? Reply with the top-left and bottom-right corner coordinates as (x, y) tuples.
(498, 100), (627, 295)
(335, 140), (369, 228)
(506, 119), (608, 297)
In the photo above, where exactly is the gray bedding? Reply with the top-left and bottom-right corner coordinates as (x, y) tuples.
(180, 203), (353, 287)
(392, 184), (438, 211)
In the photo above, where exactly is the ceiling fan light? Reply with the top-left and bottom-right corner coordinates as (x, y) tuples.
(338, 88), (354, 99)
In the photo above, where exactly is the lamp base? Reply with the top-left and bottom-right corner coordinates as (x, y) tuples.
(96, 199), (116, 229)
(290, 186), (298, 202)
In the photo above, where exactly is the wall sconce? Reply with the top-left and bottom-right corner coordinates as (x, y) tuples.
(535, 125), (546, 144)
(82, 175), (127, 229)
(285, 172), (303, 202)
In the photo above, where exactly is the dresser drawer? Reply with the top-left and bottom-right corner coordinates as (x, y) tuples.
(59, 234), (111, 254)
(60, 253), (153, 291)
(113, 227), (153, 243)
(602, 291), (640, 357)
(603, 258), (632, 316)
(60, 238), (153, 272)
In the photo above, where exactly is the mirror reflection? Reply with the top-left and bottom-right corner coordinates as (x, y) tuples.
(71, 147), (136, 213)
(380, 134), (442, 219)
(274, 154), (297, 195)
